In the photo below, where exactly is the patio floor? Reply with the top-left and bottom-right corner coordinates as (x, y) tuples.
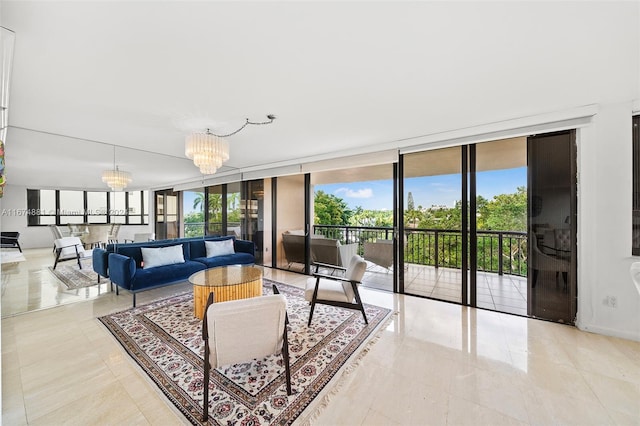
(363, 262), (528, 316)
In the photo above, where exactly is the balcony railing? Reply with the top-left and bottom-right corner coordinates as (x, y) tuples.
(314, 225), (527, 277)
(183, 222), (241, 238)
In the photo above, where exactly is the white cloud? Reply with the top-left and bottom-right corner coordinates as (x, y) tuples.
(335, 187), (373, 199)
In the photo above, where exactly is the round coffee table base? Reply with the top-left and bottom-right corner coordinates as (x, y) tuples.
(193, 276), (263, 320)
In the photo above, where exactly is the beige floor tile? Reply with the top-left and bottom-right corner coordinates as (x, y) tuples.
(446, 395), (527, 425)
(2, 248), (640, 425)
(580, 370), (640, 418)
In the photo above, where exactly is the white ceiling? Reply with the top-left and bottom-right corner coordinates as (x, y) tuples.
(1, 1), (638, 190)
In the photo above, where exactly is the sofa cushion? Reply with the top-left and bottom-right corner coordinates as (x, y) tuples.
(205, 239), (235, 257)
(141, 244), (185, 269)
(117, 242), (191, 268)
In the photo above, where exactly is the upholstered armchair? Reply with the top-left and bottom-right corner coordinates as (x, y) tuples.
(201, 285), (292, 421)
(305, 255), (368, 325)
(53, 237), (92, 269)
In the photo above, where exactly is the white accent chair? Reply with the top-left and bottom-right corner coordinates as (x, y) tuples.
(305, 255), (368, 325)
(201, 285), (292, 422)
(53, 237), (93, 270)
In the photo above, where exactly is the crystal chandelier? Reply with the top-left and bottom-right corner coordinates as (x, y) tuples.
(102, 146), (132, 191)
(185, 115), (276, 175)
(185, 130), (229, 175)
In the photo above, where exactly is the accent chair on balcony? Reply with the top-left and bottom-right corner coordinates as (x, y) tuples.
(363, 239), (394, 270)
(281, 230), (310, 268)
(311, 237), (358, 268)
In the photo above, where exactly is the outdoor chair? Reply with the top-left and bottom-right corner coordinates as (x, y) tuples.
(363, 239), (394, 270)
(305, 254), (368, 325)
(202, 284), (292, 422)
(311, 238), (358, 269)
(282, 231), (307, 268)
(53, 237), (93, 270)
(0, 232), (22, 252)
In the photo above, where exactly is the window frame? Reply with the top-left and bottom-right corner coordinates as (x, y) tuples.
(26, 189), (149, 226)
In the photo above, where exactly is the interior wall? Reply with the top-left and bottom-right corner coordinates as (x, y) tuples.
(576, 102), (640, 341)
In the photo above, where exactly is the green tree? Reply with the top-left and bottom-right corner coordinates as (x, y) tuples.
(483, 186), (527, 231)
(314, 190), (352, 225)
(350, 208), (393, 227)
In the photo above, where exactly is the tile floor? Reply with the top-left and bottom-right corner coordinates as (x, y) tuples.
(2, 249), (640, 425)
(363, 263), (528, 316)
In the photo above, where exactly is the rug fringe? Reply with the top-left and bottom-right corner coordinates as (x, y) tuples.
(296, 311), (398, 425)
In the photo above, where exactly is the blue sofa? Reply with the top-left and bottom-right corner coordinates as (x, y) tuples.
(95, 236), (256, 306)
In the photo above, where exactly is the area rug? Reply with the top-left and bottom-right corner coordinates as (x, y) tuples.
(48, 259), (103, 289)
(98, 279), (392, 425)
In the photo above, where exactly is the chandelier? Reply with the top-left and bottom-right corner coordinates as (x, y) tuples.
(185, 115), (275, 175)
(102, 146), (132, 191)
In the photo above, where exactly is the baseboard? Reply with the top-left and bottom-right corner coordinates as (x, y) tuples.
(576, 320), (640, 342)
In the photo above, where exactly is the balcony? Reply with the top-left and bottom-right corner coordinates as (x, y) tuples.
(314, 224), (528, 316)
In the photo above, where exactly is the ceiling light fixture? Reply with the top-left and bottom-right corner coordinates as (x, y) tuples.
(102, 145), (132, 191)
(185, 114), (276, 175)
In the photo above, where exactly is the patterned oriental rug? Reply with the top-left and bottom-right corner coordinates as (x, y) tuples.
(98, 280), (392, 425)
(48, 259), (103, 289)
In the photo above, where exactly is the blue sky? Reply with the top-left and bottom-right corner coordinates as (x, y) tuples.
(317, 167), (527, 210)
(182, 167), (527, 213)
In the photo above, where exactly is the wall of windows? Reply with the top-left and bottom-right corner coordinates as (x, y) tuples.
(26, 189), (149, 226)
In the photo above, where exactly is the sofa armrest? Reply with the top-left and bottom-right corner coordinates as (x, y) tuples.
(108, 253), (136, 290)
(92, 248), (109, 277)
(234, 239), (256, 257)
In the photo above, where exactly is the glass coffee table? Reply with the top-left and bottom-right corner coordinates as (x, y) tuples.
(189, 265), (263, 319)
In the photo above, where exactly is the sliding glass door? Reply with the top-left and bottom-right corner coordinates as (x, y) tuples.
(400, 132), (577, 323)
(474, 138), (528, 315)
(528, 131), (577, 323)
(402, 147), (463, 303)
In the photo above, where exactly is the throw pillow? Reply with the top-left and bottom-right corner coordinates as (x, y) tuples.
(141, 245), (185, 269)
(205, 239), (235, 258)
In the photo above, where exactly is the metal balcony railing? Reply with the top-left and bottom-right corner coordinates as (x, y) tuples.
(313, 224), (527, 277)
